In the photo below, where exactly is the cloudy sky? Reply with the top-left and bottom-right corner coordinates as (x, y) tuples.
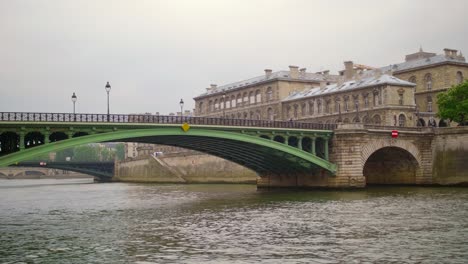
(1, 0), (467, 115)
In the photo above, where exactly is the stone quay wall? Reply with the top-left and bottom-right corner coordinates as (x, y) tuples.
(432, 127), (468, 185)
(114, 153), (257, 184)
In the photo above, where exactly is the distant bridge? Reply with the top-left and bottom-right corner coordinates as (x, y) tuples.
(10, 161), (114, 182)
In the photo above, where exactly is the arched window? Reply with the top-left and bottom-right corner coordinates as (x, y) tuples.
(249, 91), (255, 104)
(243, 112), (248, 119)
(301, 103), (306, 116)
(308, 101), (314, 115)
(255, 110), (261, 120)
(317, 100), (322, 114)
(267, 108), (274, 120)
(424, 73), (432, 90)
(398, 114), (406, 127)
(286, 106), (292, 118)
(409, 76), (417, 84)
(225, 99), (230, 109)
(334, 97), (341, 113)
(208, 100), (213, 112)
(344, 96), (349, 112)
(243, 92), (248, 104)
(198, 102), (204, 114)
(373, 115), (381, 125)
(456, 71), (464, 84)
(237, 94), (242, 105)
(325, 99), (331, 114)
(255, 90), (261, 103)
(220, 97), (224, 109)
(266, 87), (273, 101)
(214, 99), (219, 110)
(373, 90), (379, 106)
(293, 104), (298, 118)
(363, 93), (369, 108)
(427, 96), (433, 112)
(231, 95), (236, 108)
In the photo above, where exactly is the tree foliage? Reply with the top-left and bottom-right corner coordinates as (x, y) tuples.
(115, 143), (125, 161)
(73, 145), (100, 161)
(437, 80), (468, 125)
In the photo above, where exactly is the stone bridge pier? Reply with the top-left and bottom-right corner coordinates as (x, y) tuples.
(258, 124), (439, 188)
(329, 124), (434, 187)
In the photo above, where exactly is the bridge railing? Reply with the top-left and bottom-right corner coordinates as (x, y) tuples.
(0, 112), (338, 130)
(363, 124), (426, 132)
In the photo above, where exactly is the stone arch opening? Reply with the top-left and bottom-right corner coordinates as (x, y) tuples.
(0, 132), (19, 156)
(25, 132), (45, 149)
(363, 147), (419, 185)
(417, 118), (426, 127)
(50, 132), (68, 142)
(438, 120), (448, 127)
(273, 135), (285, 144)
(260, 135), (270, 140)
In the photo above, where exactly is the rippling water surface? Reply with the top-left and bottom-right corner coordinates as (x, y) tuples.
(1, 179), (468, 263)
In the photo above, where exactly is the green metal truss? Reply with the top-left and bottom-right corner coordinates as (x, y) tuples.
(0, 123), (336, 175)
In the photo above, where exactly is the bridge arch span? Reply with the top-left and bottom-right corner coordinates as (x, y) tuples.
(361, 139), (422, 167)
(0, 127), (336, 175)
(362, 140), (423, 185)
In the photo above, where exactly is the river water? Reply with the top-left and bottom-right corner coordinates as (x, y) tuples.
(1, 179), (467, 264)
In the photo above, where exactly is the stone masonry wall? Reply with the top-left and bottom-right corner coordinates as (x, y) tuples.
(114, 153), (257, 184)
(432, 127), (468, 185)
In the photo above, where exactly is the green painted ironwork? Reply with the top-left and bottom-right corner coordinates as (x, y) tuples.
(0, 121), (336, 175)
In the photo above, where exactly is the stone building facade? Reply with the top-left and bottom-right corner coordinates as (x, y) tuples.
(281, 70), (416, 126)
(385, 48), (468, 127)
(193, 66), (339, 120)
(193, 48), (468, 127)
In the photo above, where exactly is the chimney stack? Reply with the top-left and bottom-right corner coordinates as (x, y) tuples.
(320, 81), (327, 89)
(210, 84), (217, 90)
(323, 70), (330, 77)
(299, 68), (306, 78)
(264, 69), (272, 78)
(289, 65), (299, 79)
(444, 48), (458, 58)
(344, 61), (354, 80)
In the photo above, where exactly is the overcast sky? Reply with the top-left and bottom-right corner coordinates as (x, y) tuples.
(1, 0), (467, 115)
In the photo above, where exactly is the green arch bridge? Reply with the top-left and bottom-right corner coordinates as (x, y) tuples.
(0, 112), (337, 180)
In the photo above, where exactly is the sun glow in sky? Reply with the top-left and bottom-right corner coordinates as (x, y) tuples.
(1, 0), (467, 114)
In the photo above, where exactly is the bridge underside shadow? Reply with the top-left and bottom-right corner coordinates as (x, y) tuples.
(121, 135), (324, 176)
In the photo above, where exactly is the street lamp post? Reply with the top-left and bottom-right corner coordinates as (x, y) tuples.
(179, 99), (184, 120)
(71, 92), (77, 114)
(105, 82), (111, 121)
(415, 106), (421, 126)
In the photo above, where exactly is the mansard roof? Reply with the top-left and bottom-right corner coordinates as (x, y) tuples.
(194, 70), (339, 99)
(380, 54), (468, 73)
(283, 74), (415, 102)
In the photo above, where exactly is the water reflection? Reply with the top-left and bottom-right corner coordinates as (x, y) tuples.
(1, 181), (467, 263)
